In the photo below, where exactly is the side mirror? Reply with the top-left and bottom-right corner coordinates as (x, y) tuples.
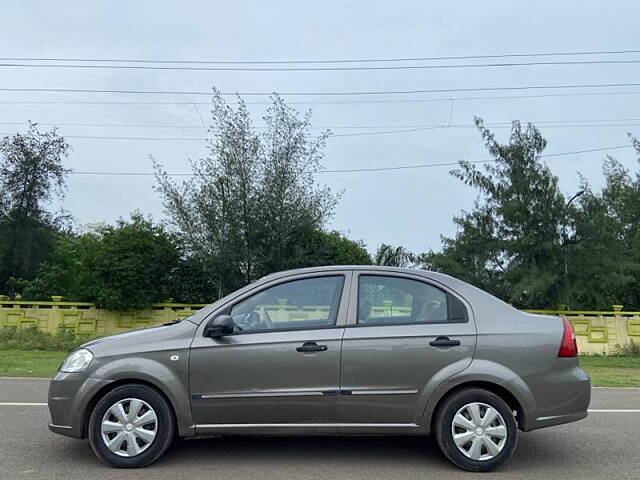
(204, 314), (234, 338)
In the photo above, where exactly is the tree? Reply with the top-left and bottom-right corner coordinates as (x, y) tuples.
(374, 243), (414, 267)
(293, 230), (372, 267)
(423, 118), (567, 308)
(565, 166), (634, 309)
(24, 213), (180, 310)
(167, 255), (219, 304)
(0, 123), (70, 296)
(567, 140), (640, 309)
(84, 213), (179, 310)
(20, 232), (99, 301)
(154, 91), (339, 296)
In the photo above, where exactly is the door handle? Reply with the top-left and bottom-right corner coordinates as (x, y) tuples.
(296, 341), (328, 353)
(429, 336), (461, 347)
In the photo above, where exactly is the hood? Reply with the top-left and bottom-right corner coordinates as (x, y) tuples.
(82, 319), (198, 357)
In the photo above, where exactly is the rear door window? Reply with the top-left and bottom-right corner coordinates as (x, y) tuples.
(357, 275), (456, 325)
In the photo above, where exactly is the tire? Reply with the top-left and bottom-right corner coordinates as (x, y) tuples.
(88, 384), (175, 468)
(434, 388), (517, 472)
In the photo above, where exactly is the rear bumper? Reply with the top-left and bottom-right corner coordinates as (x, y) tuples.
(522, 363), (591, 432)
(528, 410), (588, 430)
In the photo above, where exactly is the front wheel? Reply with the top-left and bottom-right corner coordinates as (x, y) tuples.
(88, 384), (175, 468)
(434, 388), (517, 472)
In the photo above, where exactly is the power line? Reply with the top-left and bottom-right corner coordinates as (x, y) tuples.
(2, 49), (640, 65)
(2, 121), (640, 141)
(3, 82), (640, 97)
(2, 118), (640, 130)
(2, 90), (640, 106)
(3, 59), (640, 72)
(66, 144), (635, 177)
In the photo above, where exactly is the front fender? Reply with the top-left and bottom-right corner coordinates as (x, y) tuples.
(89, 353), (195, 437)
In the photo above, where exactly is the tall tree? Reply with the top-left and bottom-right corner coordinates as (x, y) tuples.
(154, 91), (339, 296)
(0, 123), (70, 296)
(568, 139), (640, 309)
(374, 243), (414, 267)
(423, 118), (568, 308)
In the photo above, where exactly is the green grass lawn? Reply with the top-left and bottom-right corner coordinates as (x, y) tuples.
(0, 350), (639, 387)
(0, 350), (67, 378)
(578, 355), (640, 387)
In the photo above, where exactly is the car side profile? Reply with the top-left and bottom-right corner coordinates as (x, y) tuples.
(48, 266), (590, 472)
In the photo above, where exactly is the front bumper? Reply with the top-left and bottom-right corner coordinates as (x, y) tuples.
(47, 372), (112, 438)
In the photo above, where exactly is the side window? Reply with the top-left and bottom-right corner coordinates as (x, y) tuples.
(358, 275), (456, 325)
(229, 276), (344, 333)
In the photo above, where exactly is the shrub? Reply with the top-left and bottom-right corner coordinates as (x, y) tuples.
(612, 339), (640, 357)
(0, 325), (99, 352)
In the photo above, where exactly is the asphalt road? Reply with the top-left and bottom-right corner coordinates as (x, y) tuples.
(0, 378), (638, 480)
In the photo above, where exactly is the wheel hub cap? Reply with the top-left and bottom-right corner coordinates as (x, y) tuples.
(451, 402), (508, 461)
(100, 398), (158, 457)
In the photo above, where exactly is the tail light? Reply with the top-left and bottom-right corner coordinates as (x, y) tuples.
(558, 316), (578, 357)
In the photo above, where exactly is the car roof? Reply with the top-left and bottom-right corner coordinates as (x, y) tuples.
(260, 265), (455, 283)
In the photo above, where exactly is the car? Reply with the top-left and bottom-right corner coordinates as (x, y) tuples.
(48, 266), (590, 471)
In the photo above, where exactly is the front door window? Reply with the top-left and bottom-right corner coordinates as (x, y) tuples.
(229, 276), (344, 333)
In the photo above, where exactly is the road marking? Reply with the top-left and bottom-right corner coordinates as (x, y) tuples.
(588, 409), (640, 413)
(593, 386), (640, 390)
(0, 402), (47, 406)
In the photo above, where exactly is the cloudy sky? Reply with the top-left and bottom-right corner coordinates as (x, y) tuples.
(2, 1), (640, 253)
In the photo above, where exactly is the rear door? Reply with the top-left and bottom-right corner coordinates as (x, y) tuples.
(339, 271), (477, 424)
(190, 272), (350, 429)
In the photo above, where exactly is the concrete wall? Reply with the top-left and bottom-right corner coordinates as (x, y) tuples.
(1, 299), (638, 354)
(525, 307), (640, 355)
(0, 299), (206, 336)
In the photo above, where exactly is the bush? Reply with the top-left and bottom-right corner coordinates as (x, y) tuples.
(612, 339), (640, 357)
(0, 325), (99, 352)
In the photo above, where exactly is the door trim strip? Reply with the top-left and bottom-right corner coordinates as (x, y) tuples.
(193, 388), (419, 400)
(350, 389), (419, 396)
(195, 390), (324, 400)
(195, 422), (419, 429)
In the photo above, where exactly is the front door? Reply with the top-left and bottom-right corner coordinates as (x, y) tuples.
(190, 273), (349, 429)
(339, 272), (477, 424)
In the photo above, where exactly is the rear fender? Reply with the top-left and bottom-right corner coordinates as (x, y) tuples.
(419, 359), (535, 433)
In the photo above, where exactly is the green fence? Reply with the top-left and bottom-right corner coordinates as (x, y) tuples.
(0, 298), (638, 354)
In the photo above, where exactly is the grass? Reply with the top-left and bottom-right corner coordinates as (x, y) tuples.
(0, 350), (67, 378)
(0, 350), (638, 386)
(578, 355), (640, 387)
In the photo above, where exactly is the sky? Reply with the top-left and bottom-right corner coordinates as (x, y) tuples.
(1, 0), (640, 254)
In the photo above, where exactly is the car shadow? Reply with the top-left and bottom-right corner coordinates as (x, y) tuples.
(163, 434), (448, 466)
(50, 429), (587, 476)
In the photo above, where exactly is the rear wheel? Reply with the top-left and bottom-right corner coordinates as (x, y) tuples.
(434, 388), (517, 472)
(88, 384), (175, 468)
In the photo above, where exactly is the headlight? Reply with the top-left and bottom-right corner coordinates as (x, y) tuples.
(60, 348), (93, 373)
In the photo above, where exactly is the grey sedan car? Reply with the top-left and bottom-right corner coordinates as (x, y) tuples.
(48, 266), (590, 471)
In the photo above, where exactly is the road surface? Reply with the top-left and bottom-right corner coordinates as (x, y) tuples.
(0, 378), (638, 479)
